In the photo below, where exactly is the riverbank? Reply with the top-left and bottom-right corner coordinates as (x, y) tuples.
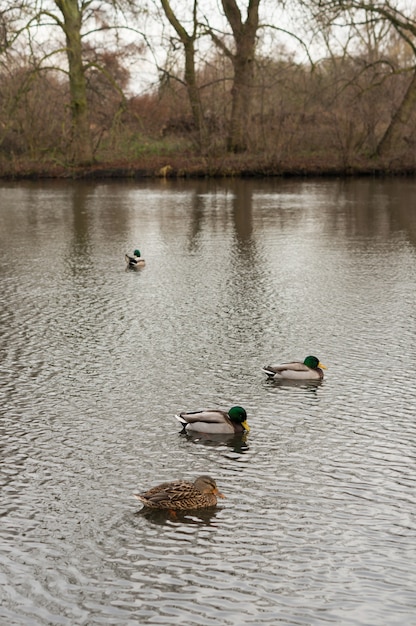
(1, 153), (416, 179)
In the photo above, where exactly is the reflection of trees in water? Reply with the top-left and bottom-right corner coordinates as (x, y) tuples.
(67, 181), (137, 272)
(230, 181), (253, 245)
(71, 183), (91, 257)
(321, 179), (416, 246)
(185, 179), (256, 255)
(187, 186), (206, 253)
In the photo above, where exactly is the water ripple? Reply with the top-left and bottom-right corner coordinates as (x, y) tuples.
(2, 179), (416, 625)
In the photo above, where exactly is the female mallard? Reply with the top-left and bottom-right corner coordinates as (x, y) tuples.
(175, 406), (250, 434)
(125, 249), (146, 268)
(262, 356), (327, 381)
(133, 475), (224, 510)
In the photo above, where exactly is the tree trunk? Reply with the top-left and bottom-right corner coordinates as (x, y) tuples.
(222, 0), (260, 153)
(160, 0), (207, 151)
(183, 39), (207, 149)
(377, 68), (416, 158)
(228, 37), (256, 152)
(54, 0), (93, 164)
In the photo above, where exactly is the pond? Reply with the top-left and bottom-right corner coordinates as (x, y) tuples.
(1, 177), (416, 625)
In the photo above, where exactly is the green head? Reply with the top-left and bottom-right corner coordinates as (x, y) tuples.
(304, 356), (327, 370)
(228, 406), (250, 431)
(133, 249), (141, 257)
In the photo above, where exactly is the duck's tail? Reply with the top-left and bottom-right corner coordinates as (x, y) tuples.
(174, 414), (188, 432)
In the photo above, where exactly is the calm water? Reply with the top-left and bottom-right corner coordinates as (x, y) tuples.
(1, 177), (416, 625)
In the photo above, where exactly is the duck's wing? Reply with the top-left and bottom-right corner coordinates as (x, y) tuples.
(176, 409), (228, 424)
(263, 361), (309, 374)
(175, 410), (235, 434)
(135, 480), (198, 506)
(125, 254), (137, 264)
(134, 480), (172, 502)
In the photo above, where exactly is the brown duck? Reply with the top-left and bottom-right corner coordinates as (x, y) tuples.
(133, 475), (224, 510)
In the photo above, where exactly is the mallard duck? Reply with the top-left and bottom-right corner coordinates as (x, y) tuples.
(175, 406), (250, 434)
(125, 249), (146, 268)
(262, 355), (327, 381)
(133, 475), (224, 510)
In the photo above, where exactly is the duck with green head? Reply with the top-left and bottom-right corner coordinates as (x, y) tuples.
(125, 248), (146, 268)
(175, 406), (250, 434)
(262, 356), (327, 381)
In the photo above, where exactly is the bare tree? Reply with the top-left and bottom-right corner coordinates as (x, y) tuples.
(311, 0), (416, 158)
(3, 0), (142, 165)
(207, 0), (261, 152)
(159, 0), (207, 149)
(52, 0), (93, 163)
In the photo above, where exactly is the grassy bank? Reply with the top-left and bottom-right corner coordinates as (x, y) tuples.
(1, 152), (416, 180)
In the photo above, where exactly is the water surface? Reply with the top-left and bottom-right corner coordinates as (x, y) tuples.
(1, 178), (416, 625)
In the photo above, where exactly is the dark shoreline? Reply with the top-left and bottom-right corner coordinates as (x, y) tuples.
(1, 155), (416, 180)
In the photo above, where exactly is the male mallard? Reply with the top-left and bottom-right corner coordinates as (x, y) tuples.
(125, 249), (146, 268)
(175, 406), (250, 434)
(262, 356), (327, 381)
(133, 475), (224, 510)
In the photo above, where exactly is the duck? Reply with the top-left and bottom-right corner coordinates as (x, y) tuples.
(262, 355), (327, 381)
(175, 406), (250, 434)
(133, 475), (224, 510)
(125, 249), (145, 268)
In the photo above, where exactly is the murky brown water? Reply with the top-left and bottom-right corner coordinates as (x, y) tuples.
(1, 178), (416, 625)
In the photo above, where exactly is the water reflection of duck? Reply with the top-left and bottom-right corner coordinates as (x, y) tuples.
(262, 356), (327, 381)
(133, 475), (224, 511)
(175, 406), (250, 434)
(181, 430), (249, 453)
(125, 249), (146, 269)
(138, 505), (220, 526)
(265, 378), (323, 392)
